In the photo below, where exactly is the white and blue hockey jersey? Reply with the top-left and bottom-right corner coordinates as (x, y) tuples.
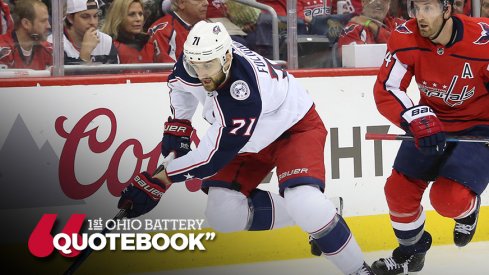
(165, 42), (313, 183)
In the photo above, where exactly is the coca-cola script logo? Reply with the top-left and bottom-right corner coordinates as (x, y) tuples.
(55, 108), (202, 200)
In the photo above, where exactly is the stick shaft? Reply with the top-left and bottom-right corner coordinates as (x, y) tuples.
(365, 133), (489, 143)
(63, 209), (127, 275)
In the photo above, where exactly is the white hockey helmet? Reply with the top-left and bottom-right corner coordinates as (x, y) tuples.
(183, 20), (233, 77)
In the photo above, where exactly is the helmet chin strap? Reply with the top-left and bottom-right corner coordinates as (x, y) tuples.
(429, 6), (450, 42)
(221, 51), (233, 77)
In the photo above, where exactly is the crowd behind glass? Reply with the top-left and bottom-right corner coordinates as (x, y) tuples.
(0, 0), (487, 76)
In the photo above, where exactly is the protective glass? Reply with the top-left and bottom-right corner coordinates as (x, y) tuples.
(407, 0), (444, 18)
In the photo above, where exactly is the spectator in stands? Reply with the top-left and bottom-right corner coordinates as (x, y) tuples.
(226, 0), (259, 34)
(148, 0), (207, 63)
(102, 0), (154, 63)
(248, 0), (309, 60)
(304, 0), (352, 43)
(463, 0), (472, 15)
(482, 0), (489, 17)
(1, 0), (13, 35)
(389, 0), (409, 19)
(0, 0), (52, 69)
(50, 0), (119, 64)
(143, 0), (162, 32)
(337, 0), (404, 49)
(452, 0), (465, 14)
(451, 0), (473, 16)
(206, 0), (248, 45)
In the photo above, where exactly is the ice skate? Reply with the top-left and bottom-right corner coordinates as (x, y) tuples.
(309, 235), (322, 256)
(371, 247), (426, 275)
(350, 261), (375, 275)
(454, 195), (481, 247)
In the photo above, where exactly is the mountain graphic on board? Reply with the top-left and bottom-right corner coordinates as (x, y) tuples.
(0, 115), (85, 209)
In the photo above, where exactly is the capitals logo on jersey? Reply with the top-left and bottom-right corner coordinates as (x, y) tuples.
(474, 22), (489, 45)
(395, 22), (412, 34)
(0, 46), (11, 59)
(148, 22), (168, 36)
(341, 24), (357, 36)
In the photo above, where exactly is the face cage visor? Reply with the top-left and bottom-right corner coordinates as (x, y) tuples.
(183, 57), (223, 79)
(407, 0), (445, 18)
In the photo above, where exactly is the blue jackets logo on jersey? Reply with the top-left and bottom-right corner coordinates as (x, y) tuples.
(230, 80), (250, 100)
(474, 22), (489, 45)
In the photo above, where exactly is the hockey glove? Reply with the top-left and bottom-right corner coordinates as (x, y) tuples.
(401, 105), (446, 155)
(161, 117), (193, 158)
(118, 172), (167, 218)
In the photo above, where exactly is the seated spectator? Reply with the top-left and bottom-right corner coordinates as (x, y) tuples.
(1, 0), (13, 35)
(453, 0), (465, 14)
(482, 0), (489, 18)
(206, 0), (248, 45)
(48, 0), (119, 64)
(463, 0), (472, 16)
(388, 0), (409, 19)
(0, 0), (52, 69)
(308, 13), (355, 43)
(143, 0), (162, 32)
(249, 0), (309, 60)
(305, 0), (341, 39)
(102, 0), (154, 63)
(226, 0), (259, 33)
(148, 0), (208, 63)
(452, 0), (473, 15)
(338, 0), (404, 48)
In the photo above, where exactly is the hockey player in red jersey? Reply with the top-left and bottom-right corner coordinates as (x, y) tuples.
(117, 21), (375, 275)
(371, 0), (489, 274)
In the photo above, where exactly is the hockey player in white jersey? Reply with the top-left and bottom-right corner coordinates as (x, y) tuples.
(118, 21), (373, 275)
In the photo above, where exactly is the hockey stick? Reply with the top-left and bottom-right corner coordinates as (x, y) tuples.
(63, 209), (127, 275)
(365, 133), (489, 143)
(63, 153), (175, 274)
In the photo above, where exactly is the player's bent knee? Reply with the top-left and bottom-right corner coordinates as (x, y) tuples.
(384, 170), (426, 217)
(283, 185), (337, 233)
(430, 177), (475, 218)
(205, 187), (249, 232)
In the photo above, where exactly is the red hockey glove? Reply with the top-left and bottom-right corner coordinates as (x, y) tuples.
(161, 117), (193, 158)
(401, 105), (446, 155)
(118, 171), (167, 218)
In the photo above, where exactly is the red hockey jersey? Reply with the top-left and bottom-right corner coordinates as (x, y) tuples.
(207, 0), (226, 18)
(147, 12), (191, 63)
(374, 15), (489, 132)
(0, 31), (52, 69)
(113, 34), (153, 64)
(257, 0), (305, 19)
